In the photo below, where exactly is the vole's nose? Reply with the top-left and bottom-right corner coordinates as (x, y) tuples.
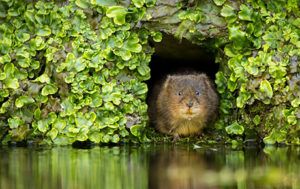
(187, 101), (193, 108)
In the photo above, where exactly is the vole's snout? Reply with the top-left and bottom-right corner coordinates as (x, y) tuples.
(186, 100), (194, 108)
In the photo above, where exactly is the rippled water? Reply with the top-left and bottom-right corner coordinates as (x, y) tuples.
(0, 145), (299, 189)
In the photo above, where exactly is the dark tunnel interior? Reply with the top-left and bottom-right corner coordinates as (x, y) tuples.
(147, 34), (219, 95)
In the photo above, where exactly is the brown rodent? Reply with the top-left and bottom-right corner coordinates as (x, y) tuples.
(148, 73), (219, 138)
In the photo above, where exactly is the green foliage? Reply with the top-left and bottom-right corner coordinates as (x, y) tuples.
(0, 0), (299, 145)
(0, 0), (157, 144)
(225, 122), (244, 135)
(214, 0), (300, 144)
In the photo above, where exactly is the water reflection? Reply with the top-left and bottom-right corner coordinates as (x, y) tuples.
(0, 145), (299, 189)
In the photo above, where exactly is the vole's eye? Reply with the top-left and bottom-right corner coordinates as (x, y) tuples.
(178, 92), (182, 96)
(195, 91), (200, 96)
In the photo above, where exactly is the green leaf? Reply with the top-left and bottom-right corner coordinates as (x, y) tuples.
(291, 98), (300, 108)
(220, 4), (235, 17)
(259, 80), (273, 98)
(41, 84), (58, 96)
(37, 120), (49, 133)
(90, 93), (103, 107)
(37, 26), (51, 37)
(34, 74), (50, 83)
(228, 25), (246, 40)
(4, 62), (15, 76)
(92, 0), (117, 6)
(132, 0), (145, 8)
(75, 0), (89, 9)
(106, 6), (127, 25)
(16, 32), (30, 42)
(89, 132), (102, 143)
(61, 98), (76, 116)
(53, 119), (67, 132)
(17, 58), (30, 68)
(292, 18), (300, 28)
(287, 115), (297, 125)
(213, 0), (226, 6)
(107, 6), (127, 17)
(238, 4), (252, 21)
(137, 63), (150, 76)
(52, 135), (72, 145)
(0, 73), (6, 80)
(111, 134), (120, 143)
(68, 127), (80, 134)
(111, 92), (122, 105)
(145, 0), (156, 6)
(0, 37), (12, 54)
(77, 131), (89, 141)
(130, 124), (143, 137)
(225, 122), (244, 135)
(0, 100), (10, 114)
(74, 59), (86, 72)
(253, 115), (261, 125)
(75, 114), (93, 128)
(263, 135), (276, 145)
(34, 108), (41, 119)
(15, 96), (35, 108)
(30, 36), (46, 50)
(123, 39), (142, 53)
(117, 50), (132, 61)
(47, 128), (58, 140)
(152, 31), (162, 42)
(102, 134), (111, 143)
(0, 54), (11, 64)
(8, 117), (24, 129)
(4, 78), (19, 89)
(227, 80), (237, 92)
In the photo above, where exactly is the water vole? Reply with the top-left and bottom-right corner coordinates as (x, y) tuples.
(148, 73), (219, 139)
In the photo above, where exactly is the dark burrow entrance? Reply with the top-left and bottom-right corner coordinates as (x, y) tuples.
(147, 35), (219, 98)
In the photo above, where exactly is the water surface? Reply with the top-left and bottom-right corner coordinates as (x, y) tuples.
(0, 145), (299, 189)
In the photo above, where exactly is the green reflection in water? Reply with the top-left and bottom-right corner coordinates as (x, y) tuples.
(0, 145), (299, 189)
(0, 146), (148, 189)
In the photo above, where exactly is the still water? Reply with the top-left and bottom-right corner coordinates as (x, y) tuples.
(0, 145), (299, 189)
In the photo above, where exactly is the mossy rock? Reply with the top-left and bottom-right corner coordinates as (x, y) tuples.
(0, 0), (299, 145)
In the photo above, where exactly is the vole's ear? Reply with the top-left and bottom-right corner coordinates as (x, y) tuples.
(196, 74), (209, 85)
(163, 75), (174, 89)
(197, 74), (217, 95)
(196, 74), (210, 86)
(196, 73), (209, 81)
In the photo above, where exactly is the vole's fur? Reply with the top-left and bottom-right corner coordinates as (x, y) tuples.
(148, 73), (218, 138)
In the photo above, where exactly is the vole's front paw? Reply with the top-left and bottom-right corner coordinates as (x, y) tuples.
(172, 133), (180, 142)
